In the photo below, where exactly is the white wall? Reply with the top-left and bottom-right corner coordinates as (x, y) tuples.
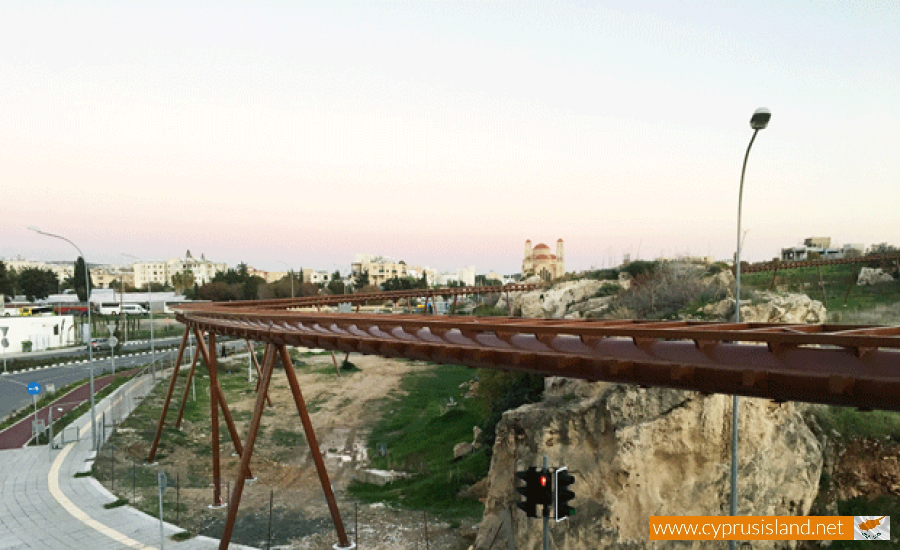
(0, 315), (77, 353)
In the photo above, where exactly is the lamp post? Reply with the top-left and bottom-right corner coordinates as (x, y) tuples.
(122, 254), (155, 380)
(730, 108), (770, 548)
(278, 261), (295, 298)
(28, 226), (98, 451)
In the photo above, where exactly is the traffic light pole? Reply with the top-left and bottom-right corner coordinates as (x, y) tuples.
(543, 455), (549, 550)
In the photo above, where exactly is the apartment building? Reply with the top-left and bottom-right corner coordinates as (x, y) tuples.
(133, 250), (227, 289)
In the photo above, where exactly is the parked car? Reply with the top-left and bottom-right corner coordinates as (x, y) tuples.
(88, 338), (113, 352)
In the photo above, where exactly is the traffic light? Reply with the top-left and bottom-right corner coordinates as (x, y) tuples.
(554, 467), (576, 521)
(516, 467), (553, 517)
(516, 467), (539, 517)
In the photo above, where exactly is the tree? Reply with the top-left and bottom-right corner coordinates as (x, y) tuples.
(354, 270), (370, 288)
(297, 282), (320, 297)
(0, 261), (16, 299)
(18, 267), (58, 302)
(73, 257), (93, 302)
(868, 243), (899, 255)
(171, 270), (195, 294)
(327, 271), (345, 295)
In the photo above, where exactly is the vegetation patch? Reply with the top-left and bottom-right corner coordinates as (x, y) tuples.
(349, 365), (486, 520)
(104, 498), (129, 509)
(812, 406), (900, 442)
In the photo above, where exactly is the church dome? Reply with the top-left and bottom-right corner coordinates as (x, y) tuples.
(534, 243), (550, 250)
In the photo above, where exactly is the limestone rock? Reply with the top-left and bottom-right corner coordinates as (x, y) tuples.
(473, 386), (823, 549)
(701, 292), (825, 324)
(454, 442), (475, 460)
(497, 279), (606, 318)
(857, 267), (895, 286)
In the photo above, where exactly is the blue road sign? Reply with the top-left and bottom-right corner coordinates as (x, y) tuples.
(27, 382), (41, 395)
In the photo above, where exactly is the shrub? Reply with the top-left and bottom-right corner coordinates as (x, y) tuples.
(473, 369), (544, 451)
(609, 263), (727, 319)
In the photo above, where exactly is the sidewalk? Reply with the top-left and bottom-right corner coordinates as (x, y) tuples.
(0, 369), (255, 550)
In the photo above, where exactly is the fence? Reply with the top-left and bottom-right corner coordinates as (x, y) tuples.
(53, 358), (174, 447)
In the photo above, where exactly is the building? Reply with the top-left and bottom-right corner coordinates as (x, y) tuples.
(3, 259), (75, 282)
(0, 315), (77, 353)
(780, 238), (866, 262)
(523, 239), (565, 281)
(132, 250), (227, 289)
(351, 254), (410, 287)
(301, 268), (333, 285)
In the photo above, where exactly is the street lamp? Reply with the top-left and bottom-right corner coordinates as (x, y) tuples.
(122, 254), (155, 380)
(28, 226), (99, 451)
(278, 261), (295, 298)
(730, 107), (770, 545)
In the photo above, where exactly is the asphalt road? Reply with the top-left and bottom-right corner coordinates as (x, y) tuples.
(0, 337), (247, 421)
(0, 348), (178, 421)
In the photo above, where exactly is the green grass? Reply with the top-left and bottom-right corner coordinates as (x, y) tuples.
(271, 427), (305, 447)
(348, 364), (487, 520)
(104, 498), (129, 509)
(740, 264), (900, 323)
(813, 406), (900, 442)
(170, 531), (195, 542)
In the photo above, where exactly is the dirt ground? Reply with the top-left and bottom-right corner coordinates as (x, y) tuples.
(115, 350), (476, 549)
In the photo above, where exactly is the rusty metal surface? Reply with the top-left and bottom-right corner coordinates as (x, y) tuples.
(184, 282), (540, 310)
(161, 287), (900, 549)
(176, 308), (900, 411)
(741, 252), (900, 273)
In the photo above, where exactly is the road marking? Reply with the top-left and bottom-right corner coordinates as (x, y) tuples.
(49, 443), (156, 549)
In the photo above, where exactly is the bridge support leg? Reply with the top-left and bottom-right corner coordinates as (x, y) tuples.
(174, 343), (200, 429)
(147, 327), (189, 463)
(194, 329), (253, 479)
(331, 351), (342, 377)
(218, 343), (276, 550)
(199, 330), (224, 508)
(247, 339), (273, 406)
(279, 344), (351, 548)
(451, 295), (457, 315)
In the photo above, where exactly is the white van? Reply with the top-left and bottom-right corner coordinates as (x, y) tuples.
(96, 303), (121, 315)
(122, 304), (148, 315)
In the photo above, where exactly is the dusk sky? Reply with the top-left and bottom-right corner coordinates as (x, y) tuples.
(3, 1), (898, 275)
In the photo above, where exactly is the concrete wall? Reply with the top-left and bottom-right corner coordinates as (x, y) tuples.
(0, 315), (77, 353)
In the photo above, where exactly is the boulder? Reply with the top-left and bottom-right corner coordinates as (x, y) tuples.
(701, 292), (825, 324)
(497, 279), (606, 318)
(473, 386), (823, 549)
(857, 267), (895, 285)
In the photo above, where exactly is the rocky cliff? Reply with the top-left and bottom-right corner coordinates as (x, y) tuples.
(473, 275), (827, 549)
(473, 385), (823, 549)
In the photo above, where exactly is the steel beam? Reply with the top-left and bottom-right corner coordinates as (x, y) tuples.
(147, 327), (189, 463)
(279, 344), (351, 548)
(174, 342), (201, 429)
(218, 344), (276, 550)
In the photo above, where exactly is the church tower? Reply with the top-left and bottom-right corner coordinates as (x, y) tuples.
(556, 239), (565, 277)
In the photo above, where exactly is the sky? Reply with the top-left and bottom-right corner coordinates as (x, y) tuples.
(3, 1), (898, 275)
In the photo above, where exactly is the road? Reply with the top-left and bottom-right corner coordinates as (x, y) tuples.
(0, 337), (247, 420)
(0, 349), (177, 421)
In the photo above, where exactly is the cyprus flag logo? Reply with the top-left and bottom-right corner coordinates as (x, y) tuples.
(854, 516), (890, 541)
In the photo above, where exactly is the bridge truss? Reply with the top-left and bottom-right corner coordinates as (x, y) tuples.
(145, 284), (900, 549)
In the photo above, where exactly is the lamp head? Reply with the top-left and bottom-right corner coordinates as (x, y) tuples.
(750, 108), (771, 130)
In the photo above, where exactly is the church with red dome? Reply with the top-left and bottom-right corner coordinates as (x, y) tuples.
(522, 239), (565, 281)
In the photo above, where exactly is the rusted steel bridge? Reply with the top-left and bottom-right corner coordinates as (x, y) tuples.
(147, 283), (900, 549)
(739, 252), (900, 274)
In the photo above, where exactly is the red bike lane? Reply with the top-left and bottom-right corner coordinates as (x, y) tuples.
(0, 370), (139, 450)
